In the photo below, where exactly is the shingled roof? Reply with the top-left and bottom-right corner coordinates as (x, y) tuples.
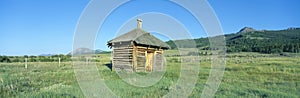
(107, 28), (170, 49)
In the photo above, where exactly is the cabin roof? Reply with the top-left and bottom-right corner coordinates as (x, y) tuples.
(107, 28), (170, 49)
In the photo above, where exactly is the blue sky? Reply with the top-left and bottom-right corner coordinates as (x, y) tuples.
(1, 0), (300, 56)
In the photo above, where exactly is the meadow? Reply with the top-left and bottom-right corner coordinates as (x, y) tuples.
(0, 51), (299, 97)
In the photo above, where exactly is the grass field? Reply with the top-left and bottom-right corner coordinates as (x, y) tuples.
(0, 51), (299, 97)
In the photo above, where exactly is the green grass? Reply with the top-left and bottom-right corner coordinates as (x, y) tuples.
(0, 52), (299, 97)
(213, 55), (300, 98)
(0, 62), (84, 97)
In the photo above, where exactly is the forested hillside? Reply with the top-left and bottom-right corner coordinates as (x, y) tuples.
(166, 27), (300, 54)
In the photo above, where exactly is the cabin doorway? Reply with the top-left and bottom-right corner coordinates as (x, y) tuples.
(146, 51), (154, 71)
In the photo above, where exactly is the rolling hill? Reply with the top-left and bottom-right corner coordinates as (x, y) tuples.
(166, 27), (300, 54)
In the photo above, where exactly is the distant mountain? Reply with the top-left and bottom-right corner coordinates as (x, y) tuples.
(166, 27), (300, 54)
(69, 48), (110, 55)
(238, 27), (257, 33)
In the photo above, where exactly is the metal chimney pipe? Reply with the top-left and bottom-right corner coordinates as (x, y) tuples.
(137, 19), (142, 29)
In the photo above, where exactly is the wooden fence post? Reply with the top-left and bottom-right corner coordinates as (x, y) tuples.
(59, 57), (61, 67)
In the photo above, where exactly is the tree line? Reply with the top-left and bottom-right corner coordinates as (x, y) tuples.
(0, 54), (72, 63)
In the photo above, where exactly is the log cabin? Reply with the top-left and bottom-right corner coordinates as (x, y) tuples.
(107, 19), (170, 72)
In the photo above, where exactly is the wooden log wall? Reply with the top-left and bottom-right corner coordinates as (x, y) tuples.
(112, 42), (165, 72)
(112, 42), (133, 72)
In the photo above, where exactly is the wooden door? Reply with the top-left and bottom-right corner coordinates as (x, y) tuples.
(146, 51), (154, 72)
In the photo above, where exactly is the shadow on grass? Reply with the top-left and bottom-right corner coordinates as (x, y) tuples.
(104, 63), (112, 71)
